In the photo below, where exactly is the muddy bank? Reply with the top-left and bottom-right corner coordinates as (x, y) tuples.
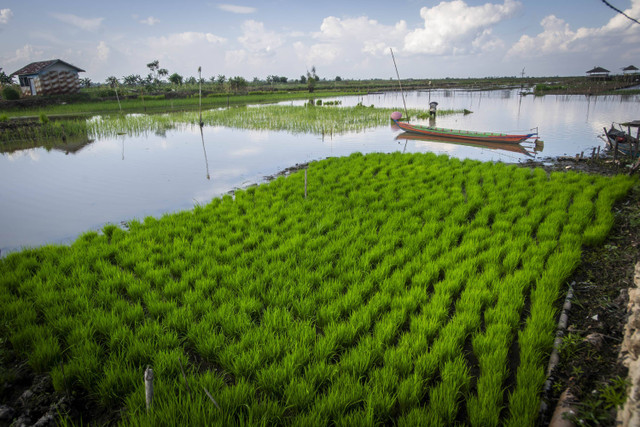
(538, 171), (640, 425)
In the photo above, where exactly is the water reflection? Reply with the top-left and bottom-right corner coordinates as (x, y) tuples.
(200, 124), (210, 180)
(395, 132), (537, 157)
(1, 89), (640, 253)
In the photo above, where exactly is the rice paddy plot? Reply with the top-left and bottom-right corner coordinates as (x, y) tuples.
(0, 152), (635, 425)
(0, 105), (461, 144)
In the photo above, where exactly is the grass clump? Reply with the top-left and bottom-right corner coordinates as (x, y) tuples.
(0, 152), (635, 425)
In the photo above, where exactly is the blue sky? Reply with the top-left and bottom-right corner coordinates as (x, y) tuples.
(1, 0), (638, 83)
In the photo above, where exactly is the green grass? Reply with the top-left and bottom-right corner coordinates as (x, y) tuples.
(0, 152), (635, 425)
(0, 90), (366, 118)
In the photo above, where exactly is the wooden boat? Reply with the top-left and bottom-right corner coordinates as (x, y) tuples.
(392, 119), (536, 144)
(395, 132), (536, 157)
(605, 124), (640, 157)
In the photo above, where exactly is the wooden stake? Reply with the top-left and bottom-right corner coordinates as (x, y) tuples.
(144, 366), (154, 413)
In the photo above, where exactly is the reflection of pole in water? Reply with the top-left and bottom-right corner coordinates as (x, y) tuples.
(200, 125), (210, 180)
(517, 93), (523, 122)
(121, 134), (125, 160)
(586, 94), (591, 122)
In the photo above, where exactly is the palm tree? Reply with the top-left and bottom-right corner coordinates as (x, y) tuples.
(105, 76), (119, 87)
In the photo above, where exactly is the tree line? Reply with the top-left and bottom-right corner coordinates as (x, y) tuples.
(94, 60), (330, 94)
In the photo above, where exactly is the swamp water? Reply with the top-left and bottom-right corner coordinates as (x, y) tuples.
(1, 89), (639, 253)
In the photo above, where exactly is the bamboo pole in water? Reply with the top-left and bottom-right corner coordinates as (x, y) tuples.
(390, 48), (409, 121)
(198, 66), (203, 127)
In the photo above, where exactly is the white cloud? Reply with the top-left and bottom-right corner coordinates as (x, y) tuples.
(471, 29), (505, 53)
(96, 41), (110, 61)
(218, 4), (256, 14)
(296, 16), (407, 69)
(294, 41), (341, 66)
(403, 0), (521, 55)
(51, 13), (103, 31)
(0, 8), (12, 24)
(225, 49), (247, 66)
(148, 31), (226, 49)
(7, 44), (44, 64)
(508, 0), (640, 58)
(238, 20), (283, 54)
(313, 16), (407, 56)
(139, 16), (160, 26)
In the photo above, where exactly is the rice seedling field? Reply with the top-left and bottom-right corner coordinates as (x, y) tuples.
(0, 152), (635, 425)
(1, 105), (461, 144)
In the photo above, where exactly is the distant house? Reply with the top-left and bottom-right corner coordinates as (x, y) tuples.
(10, 59), (85, 96)
(586, 66), (610, 79)
(623, 65), (639, 75)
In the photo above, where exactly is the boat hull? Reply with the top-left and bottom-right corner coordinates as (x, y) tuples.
(393, 120), (535, 144)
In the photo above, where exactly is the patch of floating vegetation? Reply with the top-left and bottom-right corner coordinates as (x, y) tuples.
(84, 105), (461, 139)
(1, 152), (635, 425)
(0, 105), (462, 144)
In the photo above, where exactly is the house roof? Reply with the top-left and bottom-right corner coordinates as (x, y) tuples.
(10, 59), (85, 77)
(586, 66), (610, 74)
(623, 65), (639, 71)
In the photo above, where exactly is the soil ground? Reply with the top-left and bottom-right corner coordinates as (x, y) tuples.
(1, 154), (639, 426)
(528, 156), (640, 426)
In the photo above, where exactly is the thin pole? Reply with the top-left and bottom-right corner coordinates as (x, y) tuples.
(390, 48), (409, 121)
(198, 66), (203, 126)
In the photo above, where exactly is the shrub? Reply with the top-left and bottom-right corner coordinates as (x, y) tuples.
(2, 86), (20, 100)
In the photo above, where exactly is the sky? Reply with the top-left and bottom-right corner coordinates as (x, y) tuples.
(0, 0), (639, 83)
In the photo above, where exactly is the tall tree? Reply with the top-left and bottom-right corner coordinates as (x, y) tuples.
(123, 74), (142, 86)
(228, 76), (247, 94)
(306, 66), (318, 93)
(168, 73), (183, 86)
(147, 60), (159, 80)
(158, 68), (169, 81)
(106, 76), (119, 87)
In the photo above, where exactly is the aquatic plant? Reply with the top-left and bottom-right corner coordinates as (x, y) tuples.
(0, 105), (462, 145)
(0, 152), (635, 425)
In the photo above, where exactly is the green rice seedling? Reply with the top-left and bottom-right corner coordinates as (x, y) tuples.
(425, 356), (471, 425)
(397, 373), (423, 413)
(310, 372), (366, 421)
(28, 335), (62, 373)
(339, 334), (383, 378)
(96, 358), (138, 406)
